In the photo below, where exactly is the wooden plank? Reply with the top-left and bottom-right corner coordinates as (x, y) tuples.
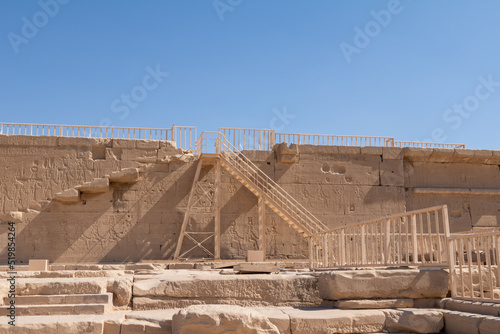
(173, 159), (204, 259)
(214, 160), (221, 259)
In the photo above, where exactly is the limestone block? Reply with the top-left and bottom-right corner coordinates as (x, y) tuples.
(121, 148), (158, 162)
(453, 149), (476, 163)
(160, 153), (195, 164)
(57, 136), (107, 147)
(109, 168), (140, 183)
(319, 269), (449, 300)
(333, 298), (413, 309)
(469, 150), (493, 164)
(120, 319), (164, 334)
(486, 150), (500, 164)
(479, 316), (500, 334)
(383, 309), (444, 333)
(172, 304), (280, 334)
(383, 147), (403, 160)
(168, 263), (195, 270)
(107, 277), (133, 306)
(253, 307), (291, 334)
(283, 307), (385, 334)
(337, 146), (361, 155)
(428, 148), (455, 163)
(234, 262), (279, 274)
(136, 140), (160, 149)
(16, 278), (107, 295)
(112, 139), (136, 148)
(54, 188), (80, 203)
(275, 143), (299, 164)
(103, 319), (122, 334)
(403, 147), (433, 162)
(28, 259), (48, 271)
(76, 177), (109, 193)
(133, 271), (321, 306)
(380, 159), (404, 186)
(452, 267), (497, 293)
(445, 299), (500, 317)
(442, 310), (484, 334)
(247, 250), (265, 262)
(361, 146), (383, 156)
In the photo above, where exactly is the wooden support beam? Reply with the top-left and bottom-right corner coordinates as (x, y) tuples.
(174, 159), (204, 259)
(258, 196), (266, 259)
(214, 160), (221, 259)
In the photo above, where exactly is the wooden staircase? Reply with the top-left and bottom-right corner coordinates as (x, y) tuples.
(217, 135), (327, 238)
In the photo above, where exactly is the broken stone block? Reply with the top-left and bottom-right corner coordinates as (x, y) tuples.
(319, 269), (449, 300)
(384, 309), (444, 333)
(76, 178), (109, 193)
(160, 153), (195, 164)
(172, 304), (280, 334)
(275, 142), (299, 164)
(333, 298), (413, 309)
(234, 262), (280, 274)
(54, 188), (80, 203)
(109, 168), (140, 183)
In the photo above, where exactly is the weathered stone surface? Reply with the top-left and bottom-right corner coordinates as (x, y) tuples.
(108, 167), (140, 183)
(0, 320), (103, 334)
(384, 309), (444, 333)
(76, 177), (109, 193)
(442, 310), (484, 334)
(319, 269), (449, 300)
(160, 153), (195, 164)
(334, 298), (413, 309)
(133, 270), (320, 307)
(54, 188), (80, 203)
(15, 278), (107, 295)
(444, 299), (500, 317)
(107, 277), (133, 306)
(275, 143), (299, 164)
(284, 307), (385, 334)
(172, 304), (280, 334)
(234, 262), (280, 274)
(479, 315), (500, 334)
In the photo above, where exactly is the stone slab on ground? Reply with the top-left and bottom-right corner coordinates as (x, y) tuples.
(0, 303), (108, 316)
(443, 298), (500, 316)
(12, 278), (108, 295)
(234, 262), (280, 274)
(281, 307), (386, 334)
(334, 298), (413, 309)
(133, 270), (321, 307)
(172, 304), (280, 334)
(383, 309), (444, 333)
(2, 293), (112, 306)
(319, 269), (449, 300)
(442, 310), (485, 334)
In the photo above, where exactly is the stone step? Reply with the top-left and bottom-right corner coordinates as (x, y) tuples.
(7, 277), (108, 296)
(2, 293), (112, 306)
(0, 303), (109, 316)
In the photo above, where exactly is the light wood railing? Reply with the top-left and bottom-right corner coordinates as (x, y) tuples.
(0, 122), (196, 150)
(216, 133), (328, 237)
(309, 205), (450, 268)
(392, 140), (465, 149)
(275, 132), (393, 147)
(448, 229), (500, 303)
(219, 128), (274, 151)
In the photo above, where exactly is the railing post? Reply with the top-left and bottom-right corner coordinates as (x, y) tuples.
(384, 219), (391, 265)
(309, 237), (314, 268)
(340, 230), (346, 265)
(171, 125), (176, 144)
(411, 214), (418, 264)
(361, 225), (367, 264)
(496, 235), (500, 289)
(270, 130), (275, 148)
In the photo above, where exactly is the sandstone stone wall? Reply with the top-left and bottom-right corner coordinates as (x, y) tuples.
(0, 135), (499, 263)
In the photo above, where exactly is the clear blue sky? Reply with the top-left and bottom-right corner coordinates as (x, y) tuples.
(1, 0), (499, 149)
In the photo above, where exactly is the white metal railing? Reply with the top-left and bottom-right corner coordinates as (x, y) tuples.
(276, 133), (394, 147)
(0, 122), (197, 150)
(213, 133), (327, 237)
(392, 140), (465, 149)
(219, 128), (274, 151)
(309, 205), (450, 268)
(449, 229), (500, 303)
